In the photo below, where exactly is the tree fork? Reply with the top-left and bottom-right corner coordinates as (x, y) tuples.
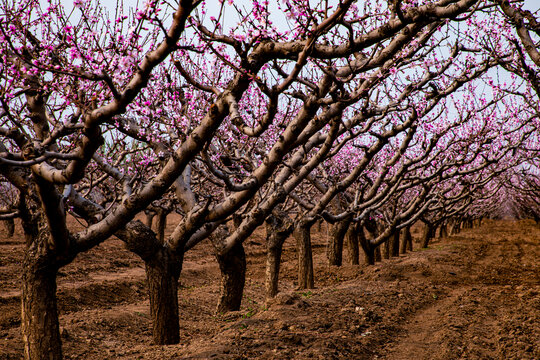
(118, 220), (182, 345)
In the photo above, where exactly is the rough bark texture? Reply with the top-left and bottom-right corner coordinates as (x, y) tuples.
(375, 245), (382, 262)
(358, 226), (375, 265)
(383, 238), (390, 259)
(346, 224), (360, 265)
(327, 218), (351, 266)
(144, 210), (155, 228)
(145, 248), (182, 345)
(400, 226), (412, 254)
(421, 223), (436, 248)
(118, 220), (182, 345)
(439, 223), (448, 238)
(391, 230), (400, 257)
(215, 242), (246, 313)
(18, 183), (67, 360)
(4, 219), (15, 237)
(154, 210), (168, 244)
(295, 221), (315, 289)
(22, 253), (62, 360)
(264, 214), (293, 299)
(451, 221), (461, 235)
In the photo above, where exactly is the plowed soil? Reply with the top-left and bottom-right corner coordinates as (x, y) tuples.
(1, 217), (539, 359)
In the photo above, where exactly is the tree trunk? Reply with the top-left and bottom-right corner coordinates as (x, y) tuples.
(327, 218), (351, 266)
(154, 209), (168, 244)
(4, 219), (15, 237)
(391, 230), (400, 257)
(119, 220), (182, 345)
(346, 223), (359, 265)
(421, 223), (435, 248)
(215, 242), (246, 313)
(22, 255), (62, 360)
(374, 245), (382, 262)
(144, 210), (156, 228)
(264, 213), (293, 299)
(451, 221), (460, 235)
(266, 241), (284, 299)
(316, 219), (323, 232)
(358, 226), (374, 265)
(439, 223), (448, 238)
(145, 248), (181, 344)
(400, 226), (412, 254)
(294, 221), (315, 289)
(383, 238), (390, 259)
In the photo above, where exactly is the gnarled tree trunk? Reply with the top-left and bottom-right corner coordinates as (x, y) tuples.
(265, 213), (293, 299)
(154, 209), (169, 244)
(144, 209), (156, 228)
(295, 220), (315, 289)
(358, 226), (375, 265)
(346, 223), (360, 265)
(391, 230), (400, 257)
(400, 226), (412, 254)
(421, 223), (436, 248)
(439, 223), (448, 238)
(119, 220), (182, 345)
(327, 217), (351, 266)
(215, 242), (246, 313)
(22, 253), (62, 360)
(145, 249), (182, 344)
(383, 237), (390, 259)
(375, 245), (382, 262)
(4, 218), (15, 237)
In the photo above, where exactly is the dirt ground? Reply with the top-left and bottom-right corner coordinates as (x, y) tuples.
(1, 216), (539, 359)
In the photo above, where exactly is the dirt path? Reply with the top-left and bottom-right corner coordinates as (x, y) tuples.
(381, 220), (540, 360)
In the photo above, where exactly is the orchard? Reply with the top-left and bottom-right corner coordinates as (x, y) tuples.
(0, 0), (539, 359)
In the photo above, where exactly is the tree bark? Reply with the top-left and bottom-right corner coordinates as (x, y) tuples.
(264, 214), (293, 299)
(439, 223), (448, 238)
(4, 219), (15, 237)
(451, 221), (460, 235)
(154, 209), (168, 244)
(358, 226), (376, 265)
(294, 220), (315, 289)
(400, 226), (412, 254)
(118, 220), (182, 345)
(144, 210), (156, 228)
(145, 248), (182, 344)
(346, 223), (360, 265)
(327, 217), (351, 266)
(316, 219), (323, 232)
(383, 238), (390, 259)
(421, 223), (435, 248)
(215, 242), (246, 313)
(22, 254), (62, 360)
(391, 230), (400, 257)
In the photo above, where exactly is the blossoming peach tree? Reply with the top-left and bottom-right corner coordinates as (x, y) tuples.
(0, 0), (539, 359)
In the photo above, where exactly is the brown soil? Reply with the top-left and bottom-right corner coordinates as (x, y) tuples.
(1, 217), (539, 359)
